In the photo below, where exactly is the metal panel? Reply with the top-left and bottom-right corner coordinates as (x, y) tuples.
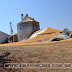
(17, 21), (34, 41)
(17, 21), (40, 41)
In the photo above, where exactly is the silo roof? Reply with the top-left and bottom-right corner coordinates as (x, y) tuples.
(20, 14), (38, 23)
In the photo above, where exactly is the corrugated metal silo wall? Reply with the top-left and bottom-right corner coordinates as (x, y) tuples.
(17, 21), (34, 41)
(33, 22), (40, 31)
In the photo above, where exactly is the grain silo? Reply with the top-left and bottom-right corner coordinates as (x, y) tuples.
(17, 14), (40, 41)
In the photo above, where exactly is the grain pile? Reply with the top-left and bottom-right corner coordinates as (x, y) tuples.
(0, 27), (62, 46)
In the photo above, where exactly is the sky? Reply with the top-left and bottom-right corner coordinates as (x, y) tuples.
(0, 0), (72, 34)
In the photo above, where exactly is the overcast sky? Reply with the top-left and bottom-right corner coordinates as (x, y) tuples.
(0, 0), (72, 34)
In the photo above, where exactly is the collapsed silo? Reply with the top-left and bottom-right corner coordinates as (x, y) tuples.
(0, 31), (10, 44)
(17, 14), (40, 41)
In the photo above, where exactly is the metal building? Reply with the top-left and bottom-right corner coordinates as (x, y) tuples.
(17, 14), (40, 41)
(0, 31), (10, 44)
(8, 34), (18, 43)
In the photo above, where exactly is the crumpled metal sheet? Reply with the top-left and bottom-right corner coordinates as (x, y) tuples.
(55, 33), (71, 39)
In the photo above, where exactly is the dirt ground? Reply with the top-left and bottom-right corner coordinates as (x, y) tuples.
(0, 28), (72, 72)
(0, 39), (72, 72)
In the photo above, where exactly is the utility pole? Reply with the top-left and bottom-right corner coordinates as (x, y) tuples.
(10, 22), (13, 35)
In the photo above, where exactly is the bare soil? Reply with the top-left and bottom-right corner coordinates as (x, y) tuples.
(0, 39), (72, 72)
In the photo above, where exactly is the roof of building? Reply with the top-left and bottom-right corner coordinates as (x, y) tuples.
(0, 31), (10, 44)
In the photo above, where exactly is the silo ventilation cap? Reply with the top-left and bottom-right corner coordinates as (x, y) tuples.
(25, 14), (28, 17)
